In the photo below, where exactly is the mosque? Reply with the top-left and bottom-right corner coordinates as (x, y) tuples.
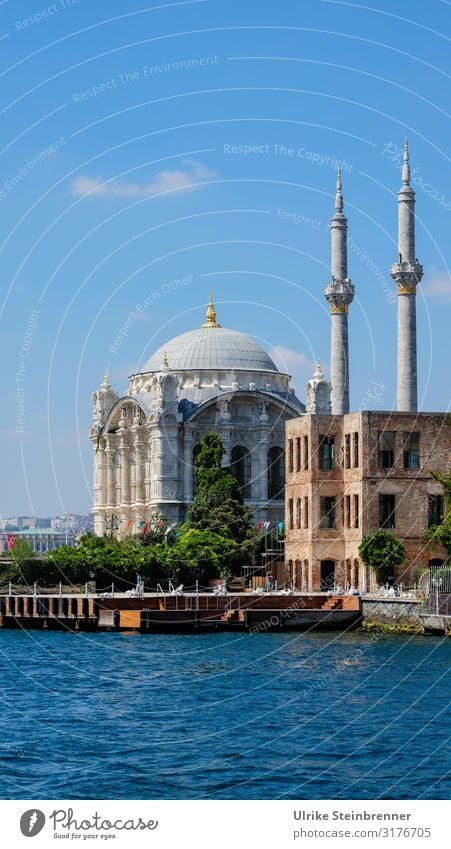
(90, 294), (304, 536)
(90, 140), (449, 589)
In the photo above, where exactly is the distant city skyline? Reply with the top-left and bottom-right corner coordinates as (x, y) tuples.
(1, 0), (449, 515)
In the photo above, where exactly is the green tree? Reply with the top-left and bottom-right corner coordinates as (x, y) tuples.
(163, 529), (238, 586)
(2, 539), (36, 584)
(425, 522), (451, 559)
(430, 470), (451, 514)
(43, 536), (166, 589)
(425, 470), (451, 560)
(358, 530), (405, 585)
(44, 545), (88, 585)
(136, 512), (174, 546)
(188, 432), (257, 547)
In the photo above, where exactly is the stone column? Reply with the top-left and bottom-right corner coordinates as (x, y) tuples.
(93, 439), (106, 535)
(133, 427), (144, 506)
(105, 436), (117, 510)
(93, 440), (106, 507)
(120, 441), (130, 507)
(118, 428), (130, 535)
(144, 426), (152, 504)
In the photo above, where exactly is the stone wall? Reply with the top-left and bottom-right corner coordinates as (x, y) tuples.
(361, 598), (423, 626)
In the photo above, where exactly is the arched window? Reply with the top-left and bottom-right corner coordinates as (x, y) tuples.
(268, 446), (285, 500)
(192, 444), (202, 495)
(231, 446), (252, 499)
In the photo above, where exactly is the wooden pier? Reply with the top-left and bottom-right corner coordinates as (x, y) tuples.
(0, 594), (98, 630)
(0, 592), (362, 633)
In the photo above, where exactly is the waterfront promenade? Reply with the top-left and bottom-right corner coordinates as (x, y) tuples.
(0, 591), (362, 632)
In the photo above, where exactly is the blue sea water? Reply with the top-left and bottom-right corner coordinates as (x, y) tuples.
(0, 630), (449, 800)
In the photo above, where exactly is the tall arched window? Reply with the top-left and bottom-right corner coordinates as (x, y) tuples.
(231, 446), (252, 498)
(268, 446), (285, 500)
(192, 444), (202, 495)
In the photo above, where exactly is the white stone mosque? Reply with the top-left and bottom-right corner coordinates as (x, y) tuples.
(91, 140), (426, 538)
(90, 294), (305, 536)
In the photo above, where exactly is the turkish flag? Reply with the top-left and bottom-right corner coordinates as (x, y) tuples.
(7, 534), (17, 549)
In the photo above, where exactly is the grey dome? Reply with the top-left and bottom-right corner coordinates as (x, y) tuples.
(141, 326), (279, 374)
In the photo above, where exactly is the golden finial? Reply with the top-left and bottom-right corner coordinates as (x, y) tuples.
(202, 292), (221, 328)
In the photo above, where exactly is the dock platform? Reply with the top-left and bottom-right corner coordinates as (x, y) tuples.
(0, 592), (362, 633)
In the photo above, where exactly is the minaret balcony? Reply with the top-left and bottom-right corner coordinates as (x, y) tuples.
(390, 260), (423, 287)
(324, 276), (355, 309)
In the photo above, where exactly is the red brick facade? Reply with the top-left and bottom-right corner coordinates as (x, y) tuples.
(285, 411), (450, 591)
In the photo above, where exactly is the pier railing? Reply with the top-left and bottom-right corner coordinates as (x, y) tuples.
(0, 581), (90, 596)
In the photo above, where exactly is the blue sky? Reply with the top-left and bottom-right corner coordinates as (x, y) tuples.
(0, 0), (449, 515)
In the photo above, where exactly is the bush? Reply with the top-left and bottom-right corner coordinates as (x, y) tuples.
(358, 531), (405, 584)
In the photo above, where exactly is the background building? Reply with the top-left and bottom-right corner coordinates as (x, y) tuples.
(0, 527), (75, 555)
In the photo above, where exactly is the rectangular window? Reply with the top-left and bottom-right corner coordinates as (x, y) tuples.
(303, 496), (309, 529)
(295, 438), (301, 472)
(353, 432), (359, 468)
(428, 494), (444, 527)
(379, 494), (396, 528)
(345, 494), (351, 528)
(320, 496), (336, 529)
(345, 434), (351, 469)
(303, 436), (309, 470)
(288, 498), (294, 530)
(288, 440), (294, 474)
(378, 431), (395, 469)
(296, 498), (302, 529)
(403, 432), (420, 469)
(319, 435), (335, 470)
(353, 494), (359, 528)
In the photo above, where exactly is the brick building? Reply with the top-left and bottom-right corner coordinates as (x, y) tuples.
(285, 411), (449, 591)
(285, 142), (450, 591)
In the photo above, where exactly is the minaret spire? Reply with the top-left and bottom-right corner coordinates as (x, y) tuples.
(402, 137), (410, 186)
(324, 170), (355, 415)
(390, 138), (423, 412)
(335, 167), (343, 212)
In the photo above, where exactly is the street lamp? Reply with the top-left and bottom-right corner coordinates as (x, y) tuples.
(106, 514), (119, 537)
(431, 576), (443, 615)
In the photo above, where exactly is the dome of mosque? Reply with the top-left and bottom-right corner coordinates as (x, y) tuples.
(140, 296), (280, 374)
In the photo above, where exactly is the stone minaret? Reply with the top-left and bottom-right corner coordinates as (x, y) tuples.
(390, 139), (423, 412)
(324, 170), (355, 415)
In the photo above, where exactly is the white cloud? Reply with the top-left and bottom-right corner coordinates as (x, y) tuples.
(423, 267), (451, 302)
(71, 160), (217, 199)
(268, 345), (326, 392)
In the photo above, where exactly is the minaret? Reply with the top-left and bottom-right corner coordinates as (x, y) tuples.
(390, 139), (423, 412)
(324, 169), (355, 415)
